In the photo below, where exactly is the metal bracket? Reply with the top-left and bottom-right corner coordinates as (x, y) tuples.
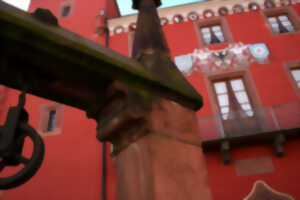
(0, 91), (45, 190)
(273, 134), (285, 157)
(220, 140), (230, 165)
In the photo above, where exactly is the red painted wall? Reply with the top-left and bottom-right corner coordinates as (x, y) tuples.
(0, 90), (102, 200)
(1, 1), (300, 200)
(1, 0), (119, 199)
(205, 140), (300, 200)
(29, 0), (119, 44)
(88, 3), (300, 200)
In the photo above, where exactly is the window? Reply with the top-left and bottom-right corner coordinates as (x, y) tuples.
(209, 73), (264, 137)
(197, 18), (232, 46)
(38, 103), (64, 136)
(268, 15), (295, 33)
(213, 78), (253, 120)
(284, 62), (300, 98)
(61, 3), (72, 18)
(201, 25), (225, 45)
(291, 68), (300, 89)
(264, 7), (300, 35)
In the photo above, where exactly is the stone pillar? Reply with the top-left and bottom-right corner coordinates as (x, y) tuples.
(92, 81), (213, 200)
(113, 99), (213, 200)
(92, 0), (213, 199)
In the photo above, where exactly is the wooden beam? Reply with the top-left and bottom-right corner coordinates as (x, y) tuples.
(0, 2), (203, 111)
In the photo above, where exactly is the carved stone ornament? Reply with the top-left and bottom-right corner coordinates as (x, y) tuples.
(173, 14), (184, 23)
(244, 181), (294, 200)
(114, 26), (124, 34)
(188, 12), (199, 21)
(233, 4), (244, 14)
(129, 23), (137, 31)
(203, 9), (214, 18)
(249, 3), (260, 11)
(185, 42), (270, 75)
(219, 7), (229, 16)
(248, 43), (270, 63)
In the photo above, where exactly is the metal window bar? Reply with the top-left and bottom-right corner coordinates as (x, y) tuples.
(47, 110), (56, 132)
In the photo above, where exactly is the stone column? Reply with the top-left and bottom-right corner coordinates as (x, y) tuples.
(113, 99), (213, 200)
(92, 81), (213, 200)
(93, 0), (213, 199)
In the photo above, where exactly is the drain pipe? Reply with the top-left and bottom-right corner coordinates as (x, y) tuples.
(102, 142), (107, 200)
(101, 10), (109, 200)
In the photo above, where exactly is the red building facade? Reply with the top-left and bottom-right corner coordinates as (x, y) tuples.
(1, 0), (300, 199)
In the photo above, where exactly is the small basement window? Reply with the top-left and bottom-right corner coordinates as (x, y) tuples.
(47, 110), (56, 132)
(39, 103), (64, 136)
(213, 78), (254, 120)
(61, 4), (71, 17)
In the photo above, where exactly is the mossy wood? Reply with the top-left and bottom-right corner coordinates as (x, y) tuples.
(0, 2), (202, 111)
(132, 0), (162, 9)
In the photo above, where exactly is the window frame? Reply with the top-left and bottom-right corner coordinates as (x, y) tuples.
(205, 69), (268, 137)
(60, 1), (74, 18)
(262, 6), (300, 35)
(212, 78), (255, 120)
(205, 69), (262, 117)
(194, 17), (233, 47)
(284, 61), (300, 98)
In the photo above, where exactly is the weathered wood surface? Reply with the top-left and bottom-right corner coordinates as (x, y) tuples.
(0, 2), (203, 112)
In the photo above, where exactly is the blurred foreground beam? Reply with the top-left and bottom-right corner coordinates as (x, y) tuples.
(0, 1), (202, 114)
